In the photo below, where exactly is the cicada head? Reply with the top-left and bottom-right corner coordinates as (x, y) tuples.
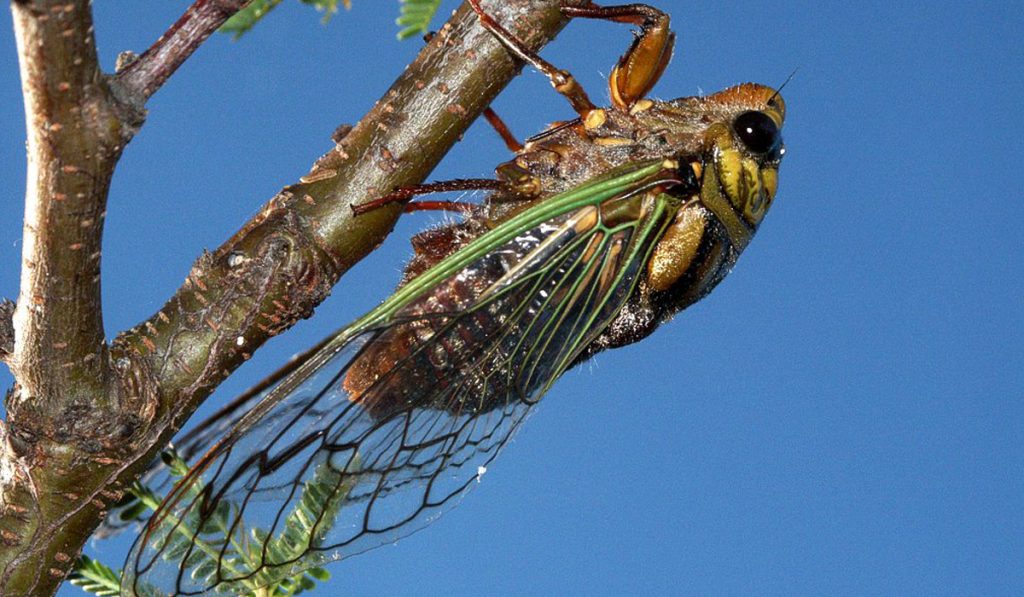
(638, 83), (786, 250)
(699, 83), (786, 233)
(591, 83), (788, 349)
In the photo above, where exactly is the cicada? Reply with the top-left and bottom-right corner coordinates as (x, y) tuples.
(123, 1), (786, 595)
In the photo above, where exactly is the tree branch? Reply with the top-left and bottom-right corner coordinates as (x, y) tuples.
(6, 0), (247, 431)
(0, 1), (583, 594)
(2, 1), (133, 593)
(114, 0), (247, 105)
(116, 0), (583, 437)
(7, 0), (124, 438)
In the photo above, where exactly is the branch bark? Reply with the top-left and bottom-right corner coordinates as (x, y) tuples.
(2, 1), (130, 592)
(9, 0), (117, 429)
(0, 1), (582, 594)
(0, 300), (13, 364)
(116, 0), (583, 444)
(114, 0), (248, 106)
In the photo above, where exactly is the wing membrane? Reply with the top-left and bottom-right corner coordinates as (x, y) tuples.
(123, 161), (680, 596)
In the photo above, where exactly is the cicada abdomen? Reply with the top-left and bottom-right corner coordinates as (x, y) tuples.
(341, 223), (508, 418)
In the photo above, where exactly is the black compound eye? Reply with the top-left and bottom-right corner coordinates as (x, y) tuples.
(732, 110), (780, 155)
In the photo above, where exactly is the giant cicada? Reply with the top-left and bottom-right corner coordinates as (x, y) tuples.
(122, 1), (786, 594)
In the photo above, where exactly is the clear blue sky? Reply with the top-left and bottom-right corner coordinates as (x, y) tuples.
(0, 1), (1020, 595)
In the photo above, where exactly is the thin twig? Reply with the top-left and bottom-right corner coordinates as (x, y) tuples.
(115, 0), (248, 103)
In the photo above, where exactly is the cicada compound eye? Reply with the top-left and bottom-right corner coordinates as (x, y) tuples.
(732, 110), (781, 157)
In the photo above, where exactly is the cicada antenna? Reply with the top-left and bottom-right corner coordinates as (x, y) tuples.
(766, 67), (799, 107)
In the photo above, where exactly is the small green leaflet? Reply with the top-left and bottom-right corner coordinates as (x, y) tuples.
(220, 0), (348, 39)
(71, 450), (341, 596)
(217, 0), (444, 41)
(396, 0), (443, 40)
(68, 556), (120, 597)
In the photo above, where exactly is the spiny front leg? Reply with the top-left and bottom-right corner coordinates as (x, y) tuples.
(562, 2), (675, 111)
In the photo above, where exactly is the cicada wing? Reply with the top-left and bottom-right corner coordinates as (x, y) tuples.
(96, 348), (319, 540)
(123, 166), (678, 597)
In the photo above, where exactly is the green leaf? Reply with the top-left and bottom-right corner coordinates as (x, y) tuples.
(116, 498), (149, 522)
(118, 448), (359, 594)
(245, 455), (360, 591)
(161, 448), (191, 477)
(220, 0), (284, 38)
(69, 556), (121, 597)
(397, 0), (443, 40)
(221, 0), (350, 39)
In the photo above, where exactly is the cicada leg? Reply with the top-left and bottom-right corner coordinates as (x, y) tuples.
(469, 1), (674, 114)
(482, 107), (524, 153)
(401, 200), (482, 215)
(561, 2), (674, 111)
(468, 0), (597, 117)
(351, 179), (508, 215)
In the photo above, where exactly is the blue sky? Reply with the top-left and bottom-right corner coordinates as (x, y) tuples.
(0, 1), (1021, 595)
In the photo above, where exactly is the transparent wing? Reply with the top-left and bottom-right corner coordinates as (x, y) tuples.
(96, 348), (317, 540)
(123, 169), (678, 596)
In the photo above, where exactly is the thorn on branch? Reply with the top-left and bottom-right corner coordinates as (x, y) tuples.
(331, 124), (353, 144)
(114, 51), (139, 73)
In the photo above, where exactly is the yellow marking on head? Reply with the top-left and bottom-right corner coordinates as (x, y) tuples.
(744, 167), (779, 225)
(761, 168), (778, 201)
(699, 159), (753, 250)
(717, 147), (778, 227)
(740, 159), (764, 221)
(717, 148), (744, 204)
